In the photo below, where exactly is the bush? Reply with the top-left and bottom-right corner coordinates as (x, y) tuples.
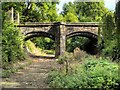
(2, 22), (26, 68)
(48, 56), (119, 88)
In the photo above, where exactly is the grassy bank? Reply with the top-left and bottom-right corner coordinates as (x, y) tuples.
(25, 40), (55, 56)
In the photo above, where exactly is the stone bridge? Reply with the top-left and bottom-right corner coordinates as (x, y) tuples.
(17, 22), (101, 58)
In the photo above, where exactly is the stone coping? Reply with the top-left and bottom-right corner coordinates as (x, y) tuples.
(17, 22), (99, 27)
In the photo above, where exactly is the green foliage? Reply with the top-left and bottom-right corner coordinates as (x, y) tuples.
(25, 40), (47, 56)
(2, 22), (26, 67)
(22, 2), (58, 22)
(102, 11), (115, 41)
(25, 39), (55, 56)
(2, 2), (58, 23)
(62, 2), (78, 22)
(2, 2), (25, 12)
(60, 1), (108, 22)
(82, 57), (119, 88)
(101, 10), (120, 60)
(62, 2), (76, 15)
(102, 39), (118, 60)
(100, 1), (120, 60)
(2, 68), (18, 78)
(64, 12), (78, 22)
(115, 1), (120, 60)
(57, 14), (65, 22)
(48, 56), (119, 88)
(61, 1), (108, 22)
(66, 36), (89, 52)
(2, 2), (26, 23)
(74, 1), (108, 22)
(30, 37), (55, 50)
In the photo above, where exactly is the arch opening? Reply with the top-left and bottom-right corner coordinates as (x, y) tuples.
(24, 32), (55, 58)
(66, 32), (101, 55)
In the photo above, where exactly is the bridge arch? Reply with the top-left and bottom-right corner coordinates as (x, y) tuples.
(24, 31), (55, 58)
(66, 31), (98, 41)
(66, 31), (103, 55)
(24, 31), (55, 41)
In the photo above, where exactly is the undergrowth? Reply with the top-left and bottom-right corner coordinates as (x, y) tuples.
(2, 22), (26, 68)
(48, 54), (120, 89)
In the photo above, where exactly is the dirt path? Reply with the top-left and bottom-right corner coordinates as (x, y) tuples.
(2, 58), (59, 88)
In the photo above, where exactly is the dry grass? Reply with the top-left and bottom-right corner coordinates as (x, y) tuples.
(25, 40), (47, 56)
(73, 47), (87, 61)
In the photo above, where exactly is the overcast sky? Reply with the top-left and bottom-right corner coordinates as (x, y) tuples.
(57, 0), (116, 13)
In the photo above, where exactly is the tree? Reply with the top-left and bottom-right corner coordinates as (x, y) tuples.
(115, 1), (120, 46)
(74, 1), (108, 22)
(2, 2), (26, 23)
(57, 14), (65, 22)
(61, 2), (78, 22)
(102, 11), (115, 41)
(64, 12), (78, 22)
(22, 2), (58, 22)
(62, 2), (76, 15)
(115, 1), (120, 60)
(100, 1), (120, 60)
(2, 2), (59, 23)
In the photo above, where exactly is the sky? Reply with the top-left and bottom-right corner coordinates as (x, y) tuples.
(57, 0), (116, 13)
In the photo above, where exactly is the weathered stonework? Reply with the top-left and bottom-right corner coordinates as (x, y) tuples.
(17, 22), (99, 58)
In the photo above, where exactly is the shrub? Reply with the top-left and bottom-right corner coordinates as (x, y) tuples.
(2, 22), (26, 68)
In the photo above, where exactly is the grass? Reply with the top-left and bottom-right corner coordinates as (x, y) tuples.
(25, 40), (55, 56)
(1, 57), (32, 78)
(44, 50), (55, 55)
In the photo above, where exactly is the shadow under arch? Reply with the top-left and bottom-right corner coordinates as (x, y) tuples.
(24, 31), (55, 59)
(66, 31), (104, 55)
